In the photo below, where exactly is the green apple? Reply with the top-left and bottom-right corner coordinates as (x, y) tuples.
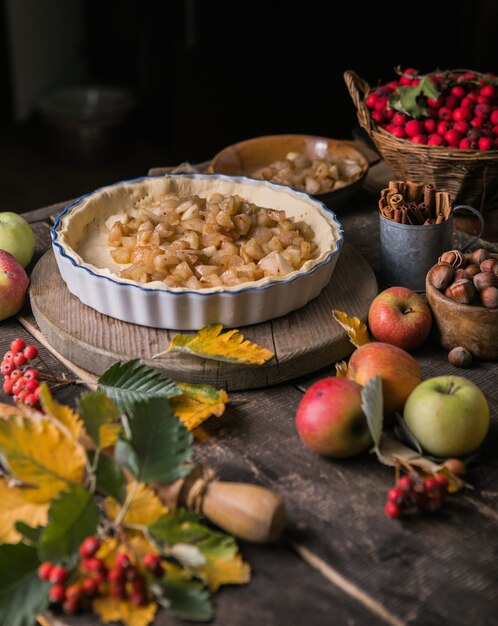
(403, 376), (489, 457)
(0, 212), (35, 268)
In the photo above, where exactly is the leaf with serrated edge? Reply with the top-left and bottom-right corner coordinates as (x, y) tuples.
(14, 522), (43, 544)
(39, 384), (83, 440)
(157, 573), (213, 622)
(361, 375), (386, 463)
(335, 361), (348, 378)
(160, 324), (274, 365)
(0, 543), (50, 626)
(0, 478), (48, 543)
(124, 397), (192, 484)
(171, 383), (229, 431)
(90, 451), (126, 502)
(79, 390), (120, 447)
(331, 310), (370, 348)
(105, 481), (167, 527)
(93, 596), (157, 626)
(38, 484), (99, 562)
(150, 511), (250, 590)
(98, 359), (180, 412)
(0, 415), (85, 503)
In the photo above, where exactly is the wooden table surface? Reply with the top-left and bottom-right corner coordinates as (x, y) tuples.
(2, 162), (498, 626)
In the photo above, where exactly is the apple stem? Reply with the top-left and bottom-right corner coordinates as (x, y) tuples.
(402, 307), (414, 315)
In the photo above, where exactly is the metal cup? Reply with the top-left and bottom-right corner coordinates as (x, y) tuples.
(380, 205), (484, 292)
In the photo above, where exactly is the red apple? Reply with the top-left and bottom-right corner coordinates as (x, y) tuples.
(0, 250), (29, 321)
(295, 377), (372, 457)
(368, 287), (432, 351)
(346, 342), (421, 418)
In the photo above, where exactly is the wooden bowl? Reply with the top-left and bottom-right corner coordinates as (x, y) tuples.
(209, 134), (369, 211)
(425, 262), (498, 360)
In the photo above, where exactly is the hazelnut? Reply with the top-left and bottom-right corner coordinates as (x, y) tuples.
(430, 262), (455, 290)
(443, 458), (466, 477)
(471, 248), (490, 265)
(480, 286), (498, 309)
(448, 346), (473, 368)
(455, 268), (471, 280)
(444, 279), (475, 304)
(480, 258), (497, 274)
(473, 271), (498, 291)
(438, 250), (464, 268)
(465, 263), (481, 277)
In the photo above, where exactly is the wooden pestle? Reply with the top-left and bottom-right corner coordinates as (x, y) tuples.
(156, 463), (287, 544)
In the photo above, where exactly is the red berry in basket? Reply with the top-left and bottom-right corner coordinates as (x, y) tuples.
(79, 536), (100, 559)
(49, 583), (66, 603)
(38, 562), (54, 581)
(391, 126), (406, 139)
(371, 110), (385, 124)
(451, 85), (466, 99)
(460, 137), (478, 150)
(437, 121), (451, 136)
(374, 96), (388, 111)
(411, 134), (427, 144)
(490, 110), (498, 125)
(387, 80), (399, 90)
(385, 123), (396, 134)
(10, 338), (26, 354)
(438, 107), (452, 120)
(384, 108), (394, 120)
(471, 116), (484, 129)
(405, 120), (422, 137)
(477, 95), (491, 105)
(453, 106), (472, 122)
(453, 120), (469, 134)
(492, 125), (498, 136)
(49, 565), (68, 584)
(480, 84), (495, 99)
(393, 112), (407, 126)
(366, 93), (378, 108)
(424, 118), (437, 133)
(461, 96), (474, 109)
(479, 136), (494, 150)
(475, 103), (491, 118)
(427, 133), (445, 146)
(444, 129), (463, 146)
(428, 95), (444, 109)
(445, 95), (459, 109)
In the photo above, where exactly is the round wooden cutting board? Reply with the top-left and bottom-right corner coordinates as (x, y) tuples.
(29, 243), (377, 390)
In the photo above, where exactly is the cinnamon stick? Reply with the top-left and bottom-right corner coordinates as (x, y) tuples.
(405, 180), (423, 203)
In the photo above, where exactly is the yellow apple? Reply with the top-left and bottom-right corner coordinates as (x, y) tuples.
(0, 212), (35, 268)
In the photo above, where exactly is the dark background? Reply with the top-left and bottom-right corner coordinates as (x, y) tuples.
(1, 0), (498, 212)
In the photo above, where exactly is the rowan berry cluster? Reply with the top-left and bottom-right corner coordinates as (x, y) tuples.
(385, 473), (449, 518)
(38, 536), (165, 615)
(1, 338), (41, 408)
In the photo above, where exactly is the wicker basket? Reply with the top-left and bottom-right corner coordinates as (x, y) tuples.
(344, 70), (498, 212)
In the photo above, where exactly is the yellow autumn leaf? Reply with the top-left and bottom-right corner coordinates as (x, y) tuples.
(0, 403), (25, 420)
(39, 384), (84, 441)
(93, 597), (157, 626)
(0, 415), (85, 503)
(331, 310), (370, 348)
(99, 423), (121, 448)
(96, 533), (157, 570)
(105, 481), (167, 527)
(197, 553), (251, 591)
(335, 361), (348, 378)
(171, 383), (229, 431)
(0, 478), (49, 543)
(158, 324), (274, 365)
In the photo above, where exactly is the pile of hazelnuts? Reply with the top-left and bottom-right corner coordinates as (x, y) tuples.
(430, 247), (498, 309)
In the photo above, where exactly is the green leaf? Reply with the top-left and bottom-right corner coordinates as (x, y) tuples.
(14, 522), (43, 544)
(90, 451), (127, 502)
(98, 359), (180, 412)
(157, 574), (213, 622)
(114, 439), (141, 480)
(0, 543), (50, 626)
(388, 76), (441, 118)
(38, 485), (99, 562)
(124, 398), (192, 483)
(361, 375), (384, 453)
(79, 390), (121, 446)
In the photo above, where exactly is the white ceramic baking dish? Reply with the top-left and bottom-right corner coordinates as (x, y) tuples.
(51, 173), (343, 329)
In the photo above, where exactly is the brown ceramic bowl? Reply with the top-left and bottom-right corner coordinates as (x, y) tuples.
(209, 134), (369, 211)
(425, 260), (498, 360)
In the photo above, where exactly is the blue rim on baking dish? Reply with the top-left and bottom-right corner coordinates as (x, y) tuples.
(51, 173), (344, 329)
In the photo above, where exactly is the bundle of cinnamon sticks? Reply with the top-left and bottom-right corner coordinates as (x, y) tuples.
(379, 180), (452, 225)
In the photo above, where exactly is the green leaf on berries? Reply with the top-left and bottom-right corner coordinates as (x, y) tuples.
(90, 451), (127, 502)
(98, 359), (180, 412)
(0, 542), (50, 626)
(38, 484), (99, 562)
(389, 75), (441, 118)
(156, 573), (213, 622)
(14, 522), (43, 544)
(79, 390), (121, 446)
(119, 398), (192, 484)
